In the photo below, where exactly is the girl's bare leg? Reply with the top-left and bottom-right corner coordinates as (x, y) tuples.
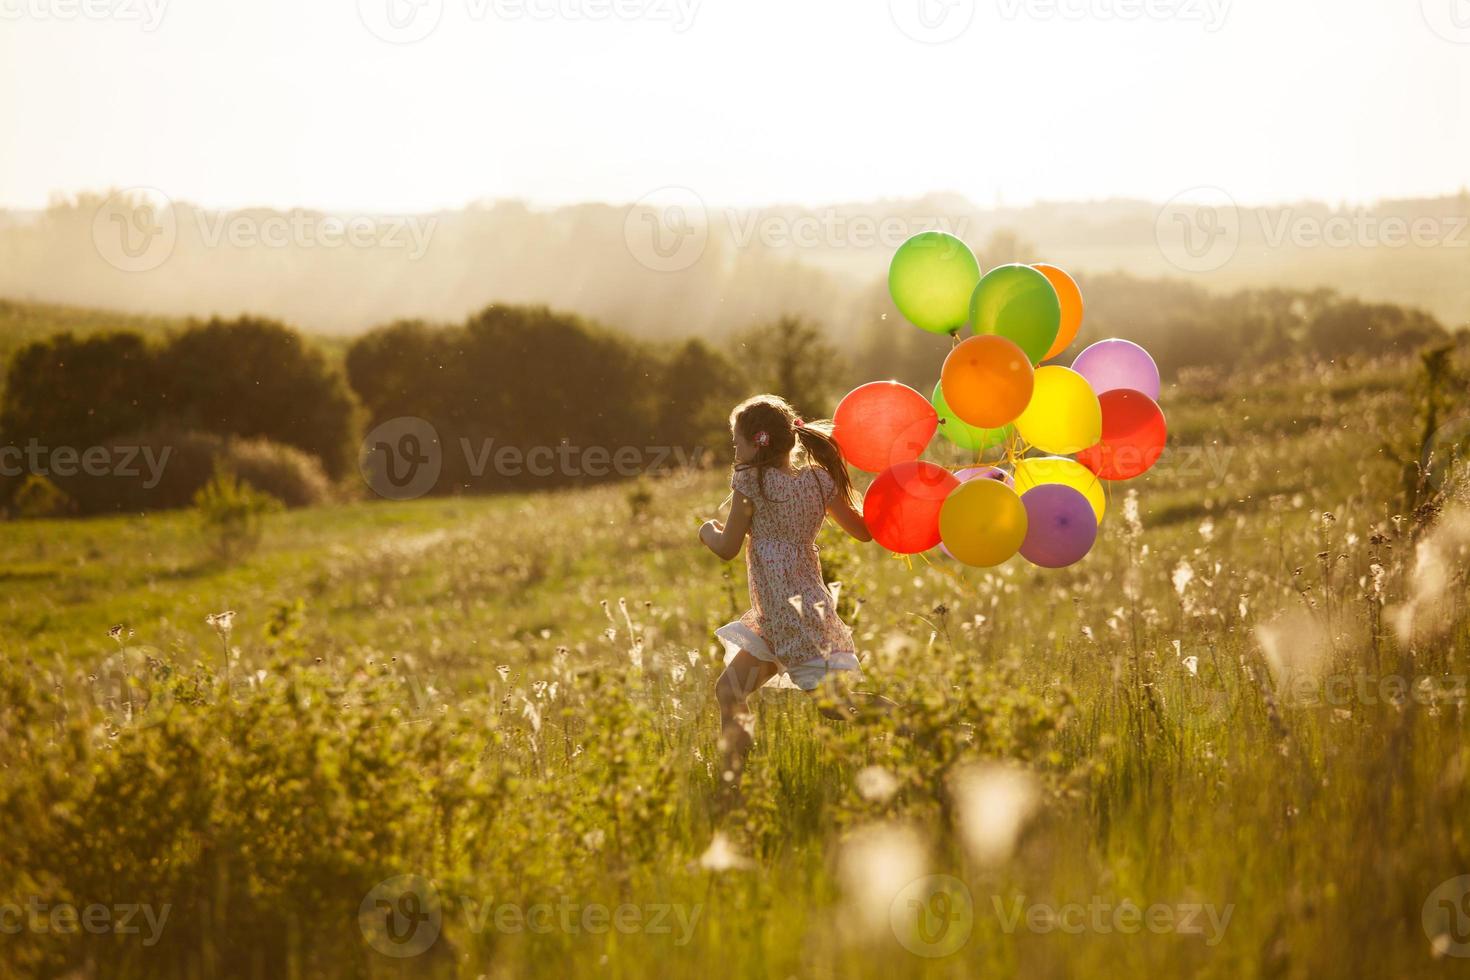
(714, 651), (778, 800)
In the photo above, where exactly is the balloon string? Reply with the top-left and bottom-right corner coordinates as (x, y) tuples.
(917, 549), (982, 600)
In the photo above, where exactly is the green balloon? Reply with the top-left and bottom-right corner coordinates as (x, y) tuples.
(932, 381), (1012, 453)
(969, 264), (1062, 364)
(888, 232), (981, 335)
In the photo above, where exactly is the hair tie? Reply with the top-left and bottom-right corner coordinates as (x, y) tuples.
(754, 431), (770, 447)
(793, 418), (805, 428)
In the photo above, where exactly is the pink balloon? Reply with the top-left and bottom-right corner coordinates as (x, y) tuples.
(1071, 339), (1160, 401)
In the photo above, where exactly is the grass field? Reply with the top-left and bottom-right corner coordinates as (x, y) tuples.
(3, 356), (1469, 978)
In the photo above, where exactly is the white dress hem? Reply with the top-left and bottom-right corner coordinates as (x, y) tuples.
(715, 621), (861, 692)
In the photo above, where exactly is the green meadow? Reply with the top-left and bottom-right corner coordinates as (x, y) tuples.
(2, 354), (1469, 979)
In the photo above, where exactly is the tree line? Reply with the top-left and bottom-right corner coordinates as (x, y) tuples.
(0, 278), (1456, 516)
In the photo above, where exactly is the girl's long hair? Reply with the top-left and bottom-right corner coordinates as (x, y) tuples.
(729, 394), (858, 508)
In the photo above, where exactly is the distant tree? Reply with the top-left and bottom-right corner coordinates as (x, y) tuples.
(344, 305), (673, 494)
(656, 338), (743, 453)
(158, 317), (359, 478)
(0, 331), (160, 449)
(343, 319), (448, 422)
(734, 315), (845, 418)
(1307, 300), (1446, 359)
(977, 228), (1039, 267)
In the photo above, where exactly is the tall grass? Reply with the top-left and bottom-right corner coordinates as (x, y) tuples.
(1, 356), (1467, 978)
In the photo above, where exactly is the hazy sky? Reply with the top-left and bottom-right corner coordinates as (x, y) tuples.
(1, 0), (1467, 212)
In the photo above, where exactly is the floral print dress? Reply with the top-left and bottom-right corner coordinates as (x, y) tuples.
(715, 464), (859, 691)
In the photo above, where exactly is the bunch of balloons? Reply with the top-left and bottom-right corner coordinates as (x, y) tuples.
(830, 231), (1167, 569)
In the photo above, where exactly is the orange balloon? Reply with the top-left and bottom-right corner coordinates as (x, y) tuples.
(1033, 264), (1084, 361)
(940, 336), (1035, 429)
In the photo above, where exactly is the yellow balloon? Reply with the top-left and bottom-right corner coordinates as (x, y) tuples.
(939, 478), (1027, 567)
(1014, 365), (1102, 455)
(1013, 456), (1107, 522)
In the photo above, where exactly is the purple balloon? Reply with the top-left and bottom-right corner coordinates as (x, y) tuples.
(1071, 339), (1160, 401)
(954, 465), (1015, 488)
(1019, 485), (1098, 569)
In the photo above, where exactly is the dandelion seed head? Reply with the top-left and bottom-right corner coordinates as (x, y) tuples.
(837, 823), (927, 934)
(1390, 508), (1470, 643)
(951, 763), (1039, 866)
(700, 832), (754, 872)
(1257, 610), (1329, 682)
(855, 765), (900, 804)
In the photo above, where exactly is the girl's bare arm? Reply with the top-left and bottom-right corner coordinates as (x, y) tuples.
(699, 490), (753, 561)
(826, 494), (872, 542)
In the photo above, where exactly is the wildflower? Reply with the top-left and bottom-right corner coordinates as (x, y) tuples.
(1122, 490), (1142, 537)
(1172, 561), (1195, 597)
(1198, 517), (1215, 542)
(1182, 656), (1199, 677)
(107, 624), (134, 645)
(495, 665), (511, 682)
(205, 610), (235, 635)
(520, 697), (542, 734)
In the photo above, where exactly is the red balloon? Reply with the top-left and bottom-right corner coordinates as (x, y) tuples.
(864, 461), (959, 554)
(1076, 388), (1167, 480)
(832, 381), (938, 474)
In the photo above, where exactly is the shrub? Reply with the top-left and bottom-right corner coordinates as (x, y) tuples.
(221, 437), (335, 508)
(193, 464), (282, 563)
(45, 425), (332, 515)
(158, 317), (360, 478)
(10, 473), (72, 518)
